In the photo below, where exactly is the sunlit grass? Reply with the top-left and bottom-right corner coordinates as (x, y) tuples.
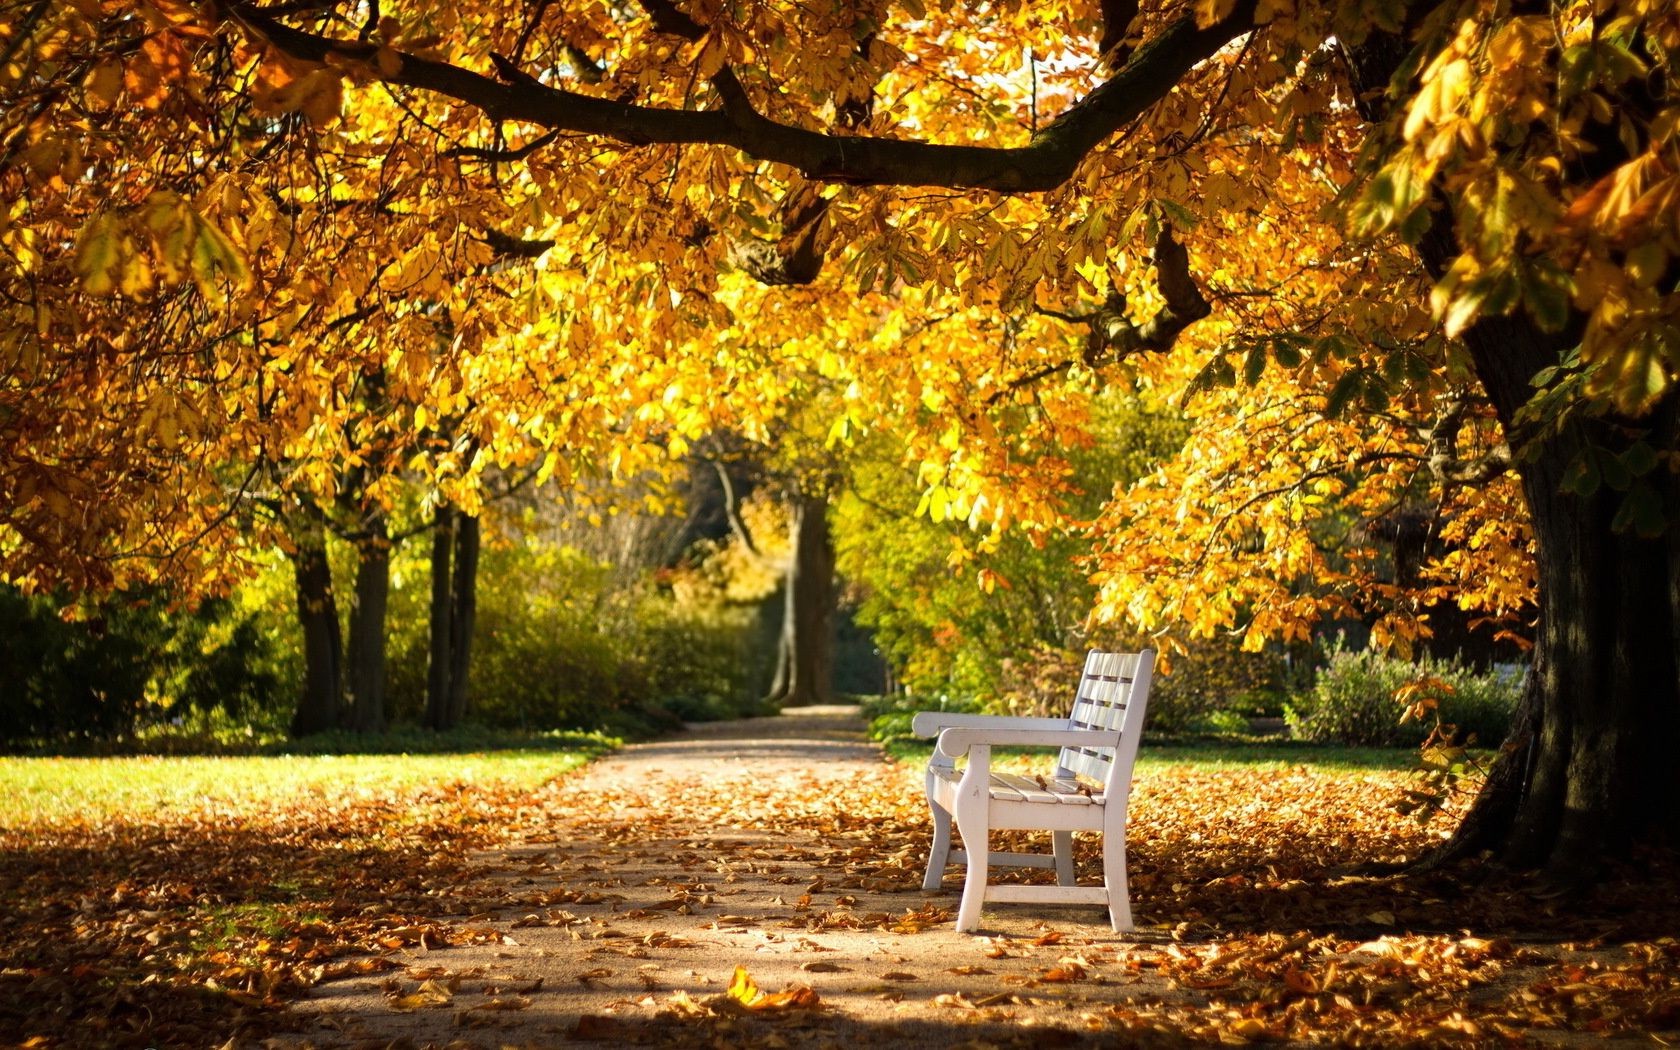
(875, 736), (1422, 773)
(0, 743), (613, 829)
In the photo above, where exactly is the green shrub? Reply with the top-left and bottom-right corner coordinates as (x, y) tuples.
(1285, 641), (1522, 746)
(0, 585), (281, 748)
(635, 601), (772, 723)
(394, 545), (763, 735)
(1140, 637), (1285, 734)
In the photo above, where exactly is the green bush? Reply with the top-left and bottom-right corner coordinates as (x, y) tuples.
(417, 545), (762, 735)
(635, 601), (773, 723)
(0, 586), (280, 748)
(1139, 637), (1286, 734)
(1284, 641), (1522, 746)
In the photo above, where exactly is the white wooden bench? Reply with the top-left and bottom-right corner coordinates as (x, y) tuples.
(912, 649), (1155, 933)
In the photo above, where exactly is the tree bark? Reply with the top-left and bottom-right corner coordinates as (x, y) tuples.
(225, 0), (1259, 192)
(424, 505), (456, 730)
(423, 507), (481, 730)
(1341, 32), (1680, 879)
(766, 492), (836, 707)
(1438, 369), (1680, 880)
(446, 513), (480, 727)
(344, 519), (390, 734)
(288, 507), (343, 737)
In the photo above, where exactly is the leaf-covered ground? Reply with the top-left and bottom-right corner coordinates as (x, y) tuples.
(3, 708), (1677, 1049)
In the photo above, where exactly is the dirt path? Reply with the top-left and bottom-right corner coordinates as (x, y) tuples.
(284, 705), (1162, 1048)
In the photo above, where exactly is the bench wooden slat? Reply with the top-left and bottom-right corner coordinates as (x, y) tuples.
(930, 767), (1101, 805)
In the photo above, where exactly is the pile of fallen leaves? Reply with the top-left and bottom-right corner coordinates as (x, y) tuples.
(3, 745), (1679, 1048)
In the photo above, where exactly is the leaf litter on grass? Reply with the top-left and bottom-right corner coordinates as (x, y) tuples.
(3, 752), (1680, 1047)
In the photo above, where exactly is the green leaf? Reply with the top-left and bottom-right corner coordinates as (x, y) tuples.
(1361, 376), (1391, 413)
(1243, 343), (1267, 386)
(73, 212), (124, 296)
(1157, 197), (1199, 231)
(1560, 451), (1600, 497)
(1324, 370), (1362, 418)
(1596, 445), (1633, 492)
(1610, 483), (1667, 538)
(1620, 440), (1658, 478)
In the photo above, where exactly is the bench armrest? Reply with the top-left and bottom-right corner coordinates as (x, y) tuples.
(910, 712), (1069, 738)
(936, 726), (1122, 758)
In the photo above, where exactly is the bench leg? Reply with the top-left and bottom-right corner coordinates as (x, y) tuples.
(1052, 830), (1075, 886)
(1103, 832), (1133, 933)
(953, 800), (989, 933)
(922, 779), (953, 891)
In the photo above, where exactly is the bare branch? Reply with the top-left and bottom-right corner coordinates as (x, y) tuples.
(446, 128), (560, 162)
(1078, 224), (1211, 367)
(1425, 390), (1514, 485)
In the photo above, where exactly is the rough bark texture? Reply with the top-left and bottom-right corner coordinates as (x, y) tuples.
(1443, 312), (1680, 878)
(1345, 34), (1680, 879)
(766, 492), (837, 707)
(288, 509), (343, 737)
(344, 523), (390, 734)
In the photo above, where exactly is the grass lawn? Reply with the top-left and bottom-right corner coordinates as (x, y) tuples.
(876, 734), (1427, 773)
(0, 744), (611, 829)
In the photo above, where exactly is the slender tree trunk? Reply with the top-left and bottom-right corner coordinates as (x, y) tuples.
(424, 507), (480, 730)
(766, 492), (836, 706)
(446, 513), (480, 726)
(344, 519), (390, 734)
(288, 508), (343, 737)
(424, 505), (456, 730)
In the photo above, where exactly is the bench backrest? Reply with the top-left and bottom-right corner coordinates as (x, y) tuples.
(1056, 649), (1155, 791)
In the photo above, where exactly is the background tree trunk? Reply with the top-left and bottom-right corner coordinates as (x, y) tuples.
(344, 520), (390, 734)
(288, 508), (343, 737)
(424, 506), (456, 730)
(446, 513), (480, 727)
(765, 492), (836, 706)
(424, 508), (480, 730)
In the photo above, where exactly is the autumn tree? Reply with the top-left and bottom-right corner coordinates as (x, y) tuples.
(5, 0), (1677, 881)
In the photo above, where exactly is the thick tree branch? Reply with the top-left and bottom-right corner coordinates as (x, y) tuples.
(720, 184), (834, 285)
(1000, 225), (1211, 402)
(1065, 225), (1211, 368)
(221, 0), (1258, 191)
(1424, 390), (1514, 486)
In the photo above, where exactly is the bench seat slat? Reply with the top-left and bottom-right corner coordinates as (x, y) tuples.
(930, 766), (1102, 805)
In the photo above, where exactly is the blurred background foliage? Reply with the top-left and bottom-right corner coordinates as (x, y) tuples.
(3, 389), (1521, 754)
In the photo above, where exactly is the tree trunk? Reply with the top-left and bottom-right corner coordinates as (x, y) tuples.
(424, 505), (456, 730)
(288, 508), (343, 737)
(423, 507), (480, 730)
(446, 513), (480, 726)
(1342, 31), (1680, 880)
(1439, 358), (1680, 879)
(766, 492), (836, 706)
(344, 520), (390, 734)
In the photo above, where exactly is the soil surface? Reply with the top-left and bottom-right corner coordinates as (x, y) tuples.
(278, 704), (1170, 1048)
